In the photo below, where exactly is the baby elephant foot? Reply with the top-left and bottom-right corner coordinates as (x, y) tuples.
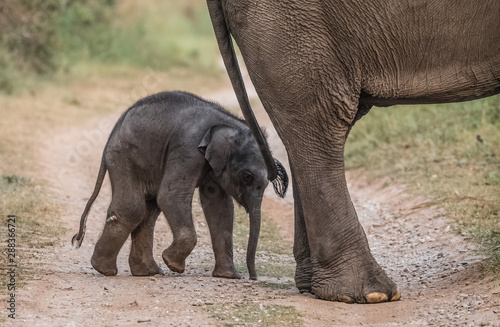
(212, 264), (241, 279)
(130, 259), (163, 276)
(162, 247), (186, 273)
(91, 255), (118, 276)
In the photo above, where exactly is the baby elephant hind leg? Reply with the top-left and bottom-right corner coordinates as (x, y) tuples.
(129, 201), (163, 276)
(91, 189), (147, 276)
(91, 211), (140, 276)
(199, 180), (240, 279)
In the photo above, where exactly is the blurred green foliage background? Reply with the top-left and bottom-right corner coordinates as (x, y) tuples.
(0, 0), (218, 93)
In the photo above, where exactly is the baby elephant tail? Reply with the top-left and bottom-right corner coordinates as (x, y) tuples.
(71, 158), (107, 248)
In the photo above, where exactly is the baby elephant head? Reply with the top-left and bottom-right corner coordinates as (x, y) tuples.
(198, 125), (269, 279)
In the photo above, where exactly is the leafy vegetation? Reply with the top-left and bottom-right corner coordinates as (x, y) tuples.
(0, 0), (60, 92)
(57, 0), (218, 72)
(345, 95), (500, 269)
(0, 0), (219, 93)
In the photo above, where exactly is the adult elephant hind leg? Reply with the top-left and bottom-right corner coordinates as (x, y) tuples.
(273, 100), (399, 304)
(129, 202), (163, 276)
(199, 180), (240, 279)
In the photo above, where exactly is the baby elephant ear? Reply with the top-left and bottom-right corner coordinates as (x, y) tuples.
(198, 125), (239, 177)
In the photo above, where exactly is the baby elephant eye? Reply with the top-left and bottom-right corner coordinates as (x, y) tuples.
(242, 172), (254, 185)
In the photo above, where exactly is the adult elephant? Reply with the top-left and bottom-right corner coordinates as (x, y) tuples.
(206, 0), (500, 303)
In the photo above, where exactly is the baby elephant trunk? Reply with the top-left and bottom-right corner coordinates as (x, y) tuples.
(247, 201), (262, 280)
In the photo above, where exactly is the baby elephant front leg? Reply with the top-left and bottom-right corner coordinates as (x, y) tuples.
(200, 180), (240, 279)
(158, 191), (198, 274)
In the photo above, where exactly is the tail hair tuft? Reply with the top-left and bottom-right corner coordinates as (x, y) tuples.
(272, 158), (288, 198)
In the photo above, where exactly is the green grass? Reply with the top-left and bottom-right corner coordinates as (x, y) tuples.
(0, 0), (220, 94)
(235, 261), (296, 279)
(57, 0), (219, 74)
(233, 206), (295, 278)
(0, 175), (63, 247)
(0, 0), (59, 93)
(205, 303), (303, 327)
(256, 280), (296, 290)
(233, 206), (293, 256)
(345, 95), (500, 269)
(0, 175), (64, 289)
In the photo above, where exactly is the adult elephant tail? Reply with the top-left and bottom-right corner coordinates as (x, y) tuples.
(206, 0), (288, 198)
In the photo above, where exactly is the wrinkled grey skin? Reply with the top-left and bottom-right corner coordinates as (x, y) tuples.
(206, 0), (500, 303)
(72, 91), (274, 280)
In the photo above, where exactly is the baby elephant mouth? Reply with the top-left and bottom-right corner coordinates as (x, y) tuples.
(239, 198), (250, 213)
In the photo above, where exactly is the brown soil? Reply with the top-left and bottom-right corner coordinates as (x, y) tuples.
(11, 75), (500, 326)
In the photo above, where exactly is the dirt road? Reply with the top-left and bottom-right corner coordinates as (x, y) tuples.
(12, 75), (500, 326)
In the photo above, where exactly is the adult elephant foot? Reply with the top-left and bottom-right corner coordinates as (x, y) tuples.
(212, 264), (241, 279)
(310, 252), (400, 303)
(294, 207), (400, 303)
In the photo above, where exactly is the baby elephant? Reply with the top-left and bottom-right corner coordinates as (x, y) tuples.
(72, 91), (287, 280)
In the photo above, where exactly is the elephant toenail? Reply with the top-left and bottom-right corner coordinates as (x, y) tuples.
(391, 289), (401, 301)
(338, 296), (354, 304)
(366, 292), (388, 303)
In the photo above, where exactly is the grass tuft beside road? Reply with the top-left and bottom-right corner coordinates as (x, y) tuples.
(206, 303), (303, 327)
(0, 174), (64, 289)
(233, 206), (295, 279)
(345, 95), (500, 270)
(0, 175), (63, 246)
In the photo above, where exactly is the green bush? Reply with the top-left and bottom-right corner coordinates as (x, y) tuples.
(0, 0), (219, 93)
(0, 0), (60, 73)
(57, 0), (116, 64)
(0, 0), (61, 92)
